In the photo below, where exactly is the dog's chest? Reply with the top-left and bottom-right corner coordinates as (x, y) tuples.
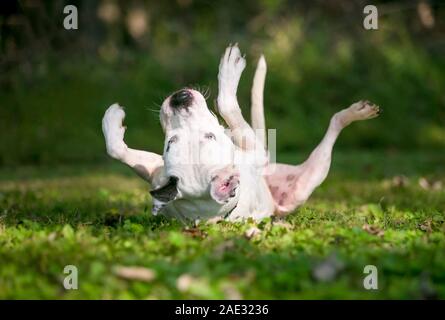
(227, 164), (275, 221)
(156, 164), (274, 222)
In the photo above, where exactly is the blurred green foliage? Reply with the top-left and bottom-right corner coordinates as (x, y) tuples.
(1, 0), (444, 166)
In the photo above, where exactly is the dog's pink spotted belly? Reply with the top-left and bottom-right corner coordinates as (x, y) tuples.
(264, 163), (306, 215)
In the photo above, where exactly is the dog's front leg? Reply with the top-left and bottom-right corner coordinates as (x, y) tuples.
(217, 44), (258, 151)
(102, 104), (164, 184)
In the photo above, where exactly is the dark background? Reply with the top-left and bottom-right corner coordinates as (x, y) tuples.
(1, 0), (444, 166)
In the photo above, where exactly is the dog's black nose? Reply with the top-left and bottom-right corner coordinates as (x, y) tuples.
(170, 89), (193, 109)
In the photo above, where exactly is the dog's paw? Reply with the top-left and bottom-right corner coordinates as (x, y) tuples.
(336, 100), (381, 127)
(218, 43), (246, 105)
(349, 100), (381, 119)
(102, 103), (128, 159)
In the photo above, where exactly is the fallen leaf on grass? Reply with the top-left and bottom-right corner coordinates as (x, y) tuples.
(183, 227), (207, 238)
(419, 219), (433, 233)
(312, 254), (344, 282)
(432, 181), (443, 190)
(391, 175), (409, 188)
(114, 266), (156, 282)
(47, 232), (57, 241)
(176, 274), (214, 298)
(221, 283), (243, 300)
(362, 223), (385, 237)
(176, 274), (195, 291)
(244, 226), (261, 239)
(419, 177), (443, 191)
(272, 220), (293, 230)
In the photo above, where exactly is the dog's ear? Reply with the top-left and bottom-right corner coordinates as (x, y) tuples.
(210, 166), (240, 204)
(150, 176), (178, 203)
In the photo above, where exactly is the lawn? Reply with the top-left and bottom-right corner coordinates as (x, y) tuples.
(0, 151), (444, 299)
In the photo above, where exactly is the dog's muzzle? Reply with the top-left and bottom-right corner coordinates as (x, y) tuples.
(170, 89), (193, 109)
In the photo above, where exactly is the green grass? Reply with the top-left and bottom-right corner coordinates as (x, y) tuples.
(0, 151), (444, 299)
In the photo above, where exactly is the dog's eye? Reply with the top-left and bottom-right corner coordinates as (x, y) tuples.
(166, 135), (178, 152)
(204, 132), (216, 140)
(168, 135), (179, 144)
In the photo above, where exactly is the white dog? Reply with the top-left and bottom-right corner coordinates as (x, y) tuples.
(102, 44), (380, 222)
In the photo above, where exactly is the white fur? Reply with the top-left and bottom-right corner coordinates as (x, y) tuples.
(102, 44), (379, 222)
(251, 55), (267, 148)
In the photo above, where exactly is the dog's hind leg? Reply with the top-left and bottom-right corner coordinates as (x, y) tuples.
(265, 100), (380, 215)
(217, 44), (259, 151)
(251, 55), (267, 149)
(102, 104), (164, 184)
